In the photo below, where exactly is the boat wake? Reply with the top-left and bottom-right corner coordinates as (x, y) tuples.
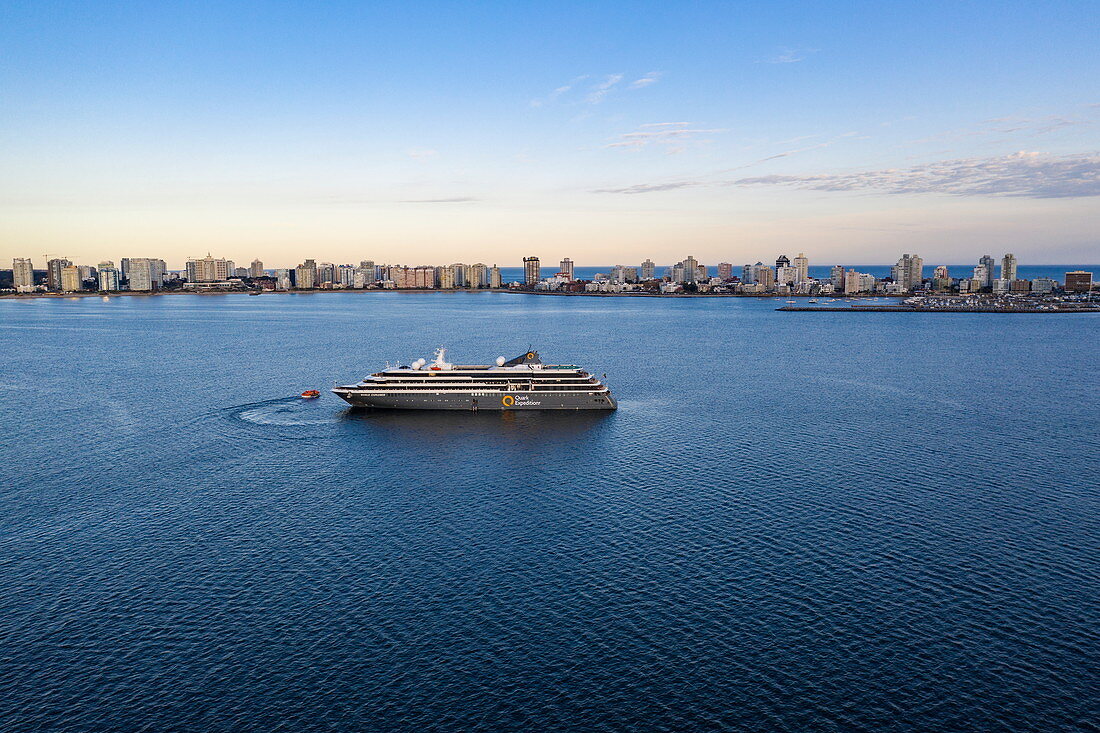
(228, 396), (335, 427)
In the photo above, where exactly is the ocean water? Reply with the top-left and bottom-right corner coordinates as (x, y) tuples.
(1, 292), (1097, 731)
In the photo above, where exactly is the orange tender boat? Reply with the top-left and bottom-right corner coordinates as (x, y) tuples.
(300, 390), (321, 399)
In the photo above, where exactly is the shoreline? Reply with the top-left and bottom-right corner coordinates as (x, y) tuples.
(0, 289), (894, 301)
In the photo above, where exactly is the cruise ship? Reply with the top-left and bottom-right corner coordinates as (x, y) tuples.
(333, 349), (617, 411)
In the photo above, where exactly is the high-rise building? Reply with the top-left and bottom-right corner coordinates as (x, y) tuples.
(186, 255), (231, 282)
(973, 264), (990, 288)
(438, 265), (456, 289)
(775, 254), (790, 272)
(469, 263), (489, 288)
(681, 256), (699, 283)
(276, 269), (292, 290)
(717, 263), (733, 280)
(490, 265), (502, 288)
(59, 266), (81, 292)
(830, 265), (845, 291)
(97, 262), (120, 291)
(295, 259), (317, 289)
(979, 254), (996, 288)
(1001, 253), (1018, 281)
(1064, 271), (1093, 292)
(932, 265), (951, 291)
(752, 264), (775, 289)
(641, 259), (655, 280)
(559, 258), (575, 281)
(46, 258), (72, 291)
(451, 263), (467, 288)
(127, 258), (156, 291)
(249, 259), (264, 278)
(776, 266), (796, 286)
(792, 253), (809, 283)
(12, 258), (34, 292)
(523, 257), (541, 285)
(892, 254), (923, 291)
(845, 269), (874, 294)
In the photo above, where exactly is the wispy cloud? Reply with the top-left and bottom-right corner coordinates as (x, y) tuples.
(605, 122), (726, 153)
(629, 72), (662, 89)
(406, 148), (438, 160)
(759, 47), (817, 64)
(586, 74), (624, 104)
(399, 197), (480, 203)
(529, 76), (589, 108)
(909, 114), (1091, 146)
(594, 151), (1100, 198)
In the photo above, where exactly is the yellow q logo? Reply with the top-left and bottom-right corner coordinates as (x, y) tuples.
(526, 352), (535, 359)
(501, 395), (515, 407)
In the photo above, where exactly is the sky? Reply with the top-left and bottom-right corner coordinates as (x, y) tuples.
(1, 0), (1098, 268)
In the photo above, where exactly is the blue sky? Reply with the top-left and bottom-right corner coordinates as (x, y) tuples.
(2, 1), (1097, 266)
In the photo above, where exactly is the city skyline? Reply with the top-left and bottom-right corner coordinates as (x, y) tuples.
(2, 2), (1099, 265)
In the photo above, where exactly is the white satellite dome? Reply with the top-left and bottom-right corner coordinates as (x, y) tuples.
(496, 356), (506, 366)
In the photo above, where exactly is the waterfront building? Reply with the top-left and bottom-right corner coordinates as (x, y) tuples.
(717, 262), (733, 280)
(358, 261), (377, 288)
(844, 269), (875, 294)
(641, 259), (655, 280)
(560, 258), (575, 281)
(752, 263), (775, 289)
(249, 259), (264, 277)
(317, 262), (336, 286)
(490, 265), (502, 288)
(46, 258), (72, 291)
(1001, 253), (1018, 282)
(233, 267), (248, 278)
(186, 255), (232, 282)
(276, 269), (292, 290)
(12, 258), (34, 292)
(979, 254), (996, 288)
(973, 264), (990, 288)
(992, 278), (1011, 294)
(775, 254), (790, 273)
(468, 263), (488, 288)
(892, 253), (924, 291)
(127, 258), (156, 291)
(1064, 271), (1093, 292)
(60, 265), (82, 292)
(294, 259), (317, 289)
(447, 264), (465, 288)
(932, 265), (951, 291)
(523, 257), (540, 285)
(830, 265), (845, 291)
(681, 256), (699, 283)
(1030, 277), (1056, 294)
(97, 262), (120, 291)
(792, 253), (809, 283)
(741, 264), (757, 285)
(776, 266), (796, 286)
(623, 266), (638, 283)
(438, 265), (456, 289)
(1010, 279), (1030, 293)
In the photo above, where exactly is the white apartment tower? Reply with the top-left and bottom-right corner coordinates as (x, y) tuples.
(12, 258), (34, 292)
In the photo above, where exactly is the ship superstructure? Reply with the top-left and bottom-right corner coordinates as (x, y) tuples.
(333, 349), (617, 411)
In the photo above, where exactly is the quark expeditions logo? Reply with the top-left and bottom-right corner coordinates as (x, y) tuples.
(501, 394), (541, 407)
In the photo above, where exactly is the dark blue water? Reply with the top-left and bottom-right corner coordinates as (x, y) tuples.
(1, 293), (1097, 731)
